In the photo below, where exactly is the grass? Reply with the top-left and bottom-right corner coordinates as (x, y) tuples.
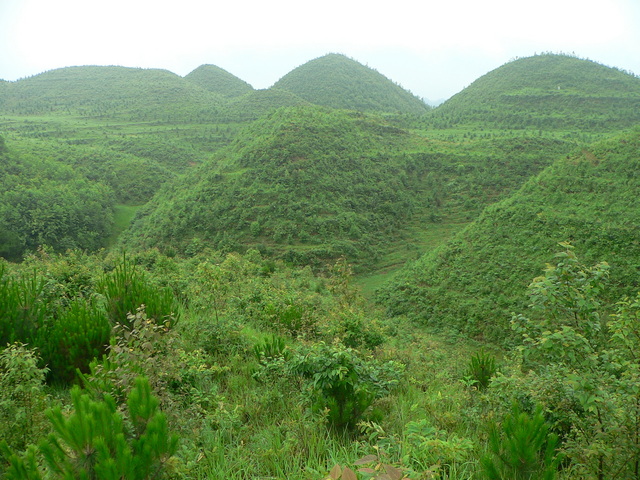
(107, 204), (143, 247)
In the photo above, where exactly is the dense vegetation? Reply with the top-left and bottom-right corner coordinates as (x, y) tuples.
(428, 54), (640, 132)
(273, 53), (430, 115)
(2, 52), (640, 479)
(378, 127), (640, 341)
(184, 64), (254, 98)
(120, 106), (574, 269)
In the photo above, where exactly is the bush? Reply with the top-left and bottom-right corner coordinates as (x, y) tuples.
(481, 403), (561, 480)
(97, 254), (179, 329)
(3, 377), (178, 480)
(463, 349), (497, 390)
(289, 342), (404, 430)
(0, 344), (49, 452)
(39, 297), (111, 384)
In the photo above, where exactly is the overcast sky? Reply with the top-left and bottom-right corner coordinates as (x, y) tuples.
(1, 0), (639, 103)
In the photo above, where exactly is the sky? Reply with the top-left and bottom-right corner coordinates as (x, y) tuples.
(1, 0), (639, 103)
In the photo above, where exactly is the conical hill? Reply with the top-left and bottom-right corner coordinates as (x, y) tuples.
(430, 54), (640, 132)
(272, 53), (429, 115)
(378, 127), (640, 341)
(0, 65), (225, 121)
(184, 64), (254, 97)
(119, 105), (418, 267)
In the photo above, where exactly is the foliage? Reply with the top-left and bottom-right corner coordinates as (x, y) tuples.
(3, 376), (178, 480)
(378, 128), (640, 342)
(40, 296), (111, 384)
(0, 344), (49, 452)
(289, 342), (404, 430)
(97, 254), (180, 328)
(273, 53), (429, 115)
(80, 306), (178, 405)
(463, 349), (497, 390)
(253, 335), (290, 365)
(481, 403), (560, 480)
(429, 53), (640, 132)
(0, 139), (115, 260)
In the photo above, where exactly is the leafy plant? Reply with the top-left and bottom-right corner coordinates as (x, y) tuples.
(289, 342), (404, 430)
(97, 254), (179, 329)
(39, 297), (111, 384)
(253, 335), (290, 365)
(0, 344), (49, 451)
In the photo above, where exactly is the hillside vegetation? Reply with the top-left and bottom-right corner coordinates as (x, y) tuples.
(428, 54), (640, 132)
(120, 106), (574, 269)
(2, 52), (640, 480)
(378, 127), (640, 341)
(184, 64), (254, 97)
(273, 53), (430, 115)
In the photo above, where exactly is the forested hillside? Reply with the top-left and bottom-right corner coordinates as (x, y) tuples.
(0, 134), (115, 260)
(273, 53), (430, 115)
(120, 105), (574, 269)
(0, 66), (229, 122)
(184, 64), (254, 97)
(378, 127), (640, 341)
(428, 54), (640, 132)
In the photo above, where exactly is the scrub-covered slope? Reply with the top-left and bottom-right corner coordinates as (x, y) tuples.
(378, 128), (640, 340)
(272, 53), (430, 115)
(429, 54), (640, 131)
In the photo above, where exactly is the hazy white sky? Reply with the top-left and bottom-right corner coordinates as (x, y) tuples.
(1, 0), (639, 102)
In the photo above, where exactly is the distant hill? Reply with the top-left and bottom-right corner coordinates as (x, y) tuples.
(0, 66), (225, 122)
(222, 88), (310, 121)
(272, 53), (430, 115)
(429, 54), (640, 131)
(378, 127), (640, 341)
(184, 64), (254, 98)
(119, 105), (420, 266)
(119, 105), (575, 269)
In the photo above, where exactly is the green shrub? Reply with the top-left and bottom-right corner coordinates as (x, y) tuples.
(39, 297), (111, 384)
(289, 342), (404, 430)
(0, 344), (49, 452)
(253, 335), (290, 365)
(463, 349), (497, 390)
(97, 254), (179, 329)
(0, 265), (47, 346)
(481, 403), (560, 480)
(3, 376), (178, 480)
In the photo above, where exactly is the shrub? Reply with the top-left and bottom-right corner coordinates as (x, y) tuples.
(481, 403), (561, 480)
(97, 254), (179, 329)
(463, 349), (497, 390)
(3, 377), (179, 480)
(39, 297), (111, 384)
(289, 342), (404, 430)
(0, 344), (49, 451)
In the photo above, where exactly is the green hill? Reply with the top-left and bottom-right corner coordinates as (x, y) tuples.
(222, 88), (310, 121)
(378, 127), (640, 341)
(184, 64), (254, 97)
(0, 135), (115, 260)
(429, 54), (640, 132)
(119, 106), (422, 266)
(0, 66), (226, 122)
(119, 105), (574, 270)
(272, 53), (430, 115)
